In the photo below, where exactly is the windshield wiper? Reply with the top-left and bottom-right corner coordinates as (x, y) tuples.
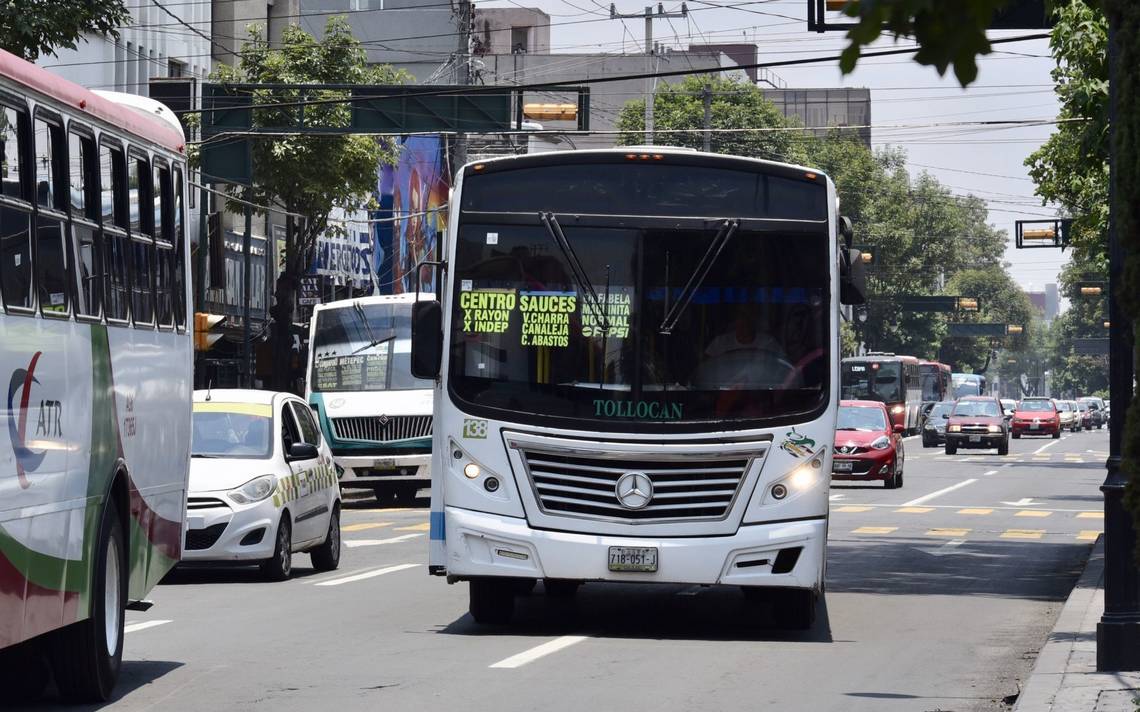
(350, 302), (390, 355)
(539, 212), (610, 332)
(658, 219), (739, 335)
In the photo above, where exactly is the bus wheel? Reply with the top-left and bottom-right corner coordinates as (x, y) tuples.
(396, 485), (420, 507)
(50, 499), (126, 703)
(469, 578), (515, 625)
(774, 588), (817, 631)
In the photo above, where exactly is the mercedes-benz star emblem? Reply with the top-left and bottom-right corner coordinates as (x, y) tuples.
(615, 472), (654, 510)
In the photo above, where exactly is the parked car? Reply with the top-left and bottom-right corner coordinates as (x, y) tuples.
(1079, 397), (1107, 429)
(1077, 401), (1094, 429)
(1011, 398), (1062, 439)
(945, 396), (1010, 455)
(185, 389), (343, 580)
(1057, 400), (1081, 433)
(921, 400), (956, 448)
(832, 400), (907, 489)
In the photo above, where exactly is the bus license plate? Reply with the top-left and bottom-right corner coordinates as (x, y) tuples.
(608, 546), (658, 572)
(833, 460), (854, 472)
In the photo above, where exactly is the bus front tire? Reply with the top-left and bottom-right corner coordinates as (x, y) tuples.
(469, 578), (515, 625)
(771, 588), (817, 630)
(50, 499), (126, 703)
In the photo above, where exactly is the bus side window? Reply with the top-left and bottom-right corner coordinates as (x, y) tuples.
(33, 115), (69, 317)
(69, 128), (101, 318)
(100, 143), (130, 322)
(172, 165), (185, 328)
(128, 153), (154, 326)
(0, 104), (34, 311)
(154, 162), (174, 327)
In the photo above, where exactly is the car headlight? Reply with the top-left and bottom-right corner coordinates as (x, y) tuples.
(228, 475), (277, 504)
(948, 424), (961, 433)
(987, 425), (1003, 433)
(870, 435), (890, 450)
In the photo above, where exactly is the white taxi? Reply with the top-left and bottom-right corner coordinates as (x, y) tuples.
(185, 389), (342, 580)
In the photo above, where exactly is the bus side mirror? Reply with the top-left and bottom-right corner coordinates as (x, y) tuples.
(410, 300), (443, 380)
(840, 247), (867, 305)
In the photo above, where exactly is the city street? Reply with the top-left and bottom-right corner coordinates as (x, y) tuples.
(37, 430), (1107, 712)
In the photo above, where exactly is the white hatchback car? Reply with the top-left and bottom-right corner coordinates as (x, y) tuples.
(185, 389), (342, 580)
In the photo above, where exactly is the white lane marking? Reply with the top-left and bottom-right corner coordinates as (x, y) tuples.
(314, 563), (419, 587)
(983, 469), (998, 477)
(901, 478), (978, 507)
(489, 636), (589, 669)
(125, 620), (172, 634)
(829, 494), (846, 502)
(1001, 497), (1039, 507)
(1033, 439), (1063, 455)
(343, 533), (424, 548)
(915, 539), (965, 557)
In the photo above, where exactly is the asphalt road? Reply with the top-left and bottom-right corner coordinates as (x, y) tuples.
(28, 429), (1108, 712)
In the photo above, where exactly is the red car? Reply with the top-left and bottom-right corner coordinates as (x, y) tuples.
(832, 400), (906, 489)
(1011, 398), (1061, 439)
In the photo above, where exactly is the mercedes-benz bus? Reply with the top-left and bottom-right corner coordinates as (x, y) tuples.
(306, 293), (435, 504)
(1, 50), (191, 701)
(410, 149), (865, 629)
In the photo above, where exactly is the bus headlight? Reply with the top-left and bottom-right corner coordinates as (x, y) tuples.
(228, 475), (276, 504)
(766, 450), (825, 502)
(891, 405), (904, 414)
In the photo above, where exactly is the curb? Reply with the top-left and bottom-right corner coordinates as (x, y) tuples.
(1014, 536), (1140, 711)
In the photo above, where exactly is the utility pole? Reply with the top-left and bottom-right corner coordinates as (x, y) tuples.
(610, 3), (688, 145)
(453, 0), (472, 172)
(1098, 1), (1140, 671)
(702, 83), (712, 152)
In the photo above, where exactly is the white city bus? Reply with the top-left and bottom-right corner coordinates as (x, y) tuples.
(411, 149), (865, 628)
(306, 294), (434, 504)
(0, 50), (191, 700)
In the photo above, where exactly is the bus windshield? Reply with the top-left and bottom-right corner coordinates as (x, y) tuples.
(311, 302), (433, 393)
(841, 362), (902, 403)
(448, 161), (830, 429)
(919, 365), (942, 402)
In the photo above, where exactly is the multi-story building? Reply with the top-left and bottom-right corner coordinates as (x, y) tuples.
(761, 88), (873, 148)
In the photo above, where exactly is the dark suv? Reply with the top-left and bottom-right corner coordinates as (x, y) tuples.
(945, 396), (1010, 456)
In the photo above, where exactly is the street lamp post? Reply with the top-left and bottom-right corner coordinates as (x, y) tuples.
(1097, 6), (1140, 671)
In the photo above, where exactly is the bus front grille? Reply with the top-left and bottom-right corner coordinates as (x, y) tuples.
(519, 450), (752, 522)
(331, 415), (432, 443)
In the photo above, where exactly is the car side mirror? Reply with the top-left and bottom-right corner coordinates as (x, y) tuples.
(893, 424), (905, 434)
(289, 442), (318, 460)
(410, 300), (443, 380)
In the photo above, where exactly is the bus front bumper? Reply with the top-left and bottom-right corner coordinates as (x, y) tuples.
(335, 453), (431, 487)
(442, 506), (825, 591)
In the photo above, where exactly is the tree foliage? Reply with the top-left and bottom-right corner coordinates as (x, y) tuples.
(211, 18), (408, 388)
(0, 0), (131, 60)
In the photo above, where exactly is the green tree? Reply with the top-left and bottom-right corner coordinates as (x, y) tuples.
(0, 0), (131, 60)
(615, 76), (806, 163)
(941, 266), (1035, 372)
(210, 18), (408, 389)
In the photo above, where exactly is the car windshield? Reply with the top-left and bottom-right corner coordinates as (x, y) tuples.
(191, 403), (273, 458)
(928, 402), (954, 419)
(952, 400), (1000, 418)
(1057, 402), (1072, 412)
(841, 362), (902, 403)
(310, 302), (434, 393)
(1018, 400), (1054, 412)
(837, 406), (887, 431)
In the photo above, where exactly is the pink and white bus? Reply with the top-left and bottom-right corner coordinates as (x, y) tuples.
(0, 49), (191, 701)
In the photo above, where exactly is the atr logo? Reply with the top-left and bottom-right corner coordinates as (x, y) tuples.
(7, 352), (62, 489)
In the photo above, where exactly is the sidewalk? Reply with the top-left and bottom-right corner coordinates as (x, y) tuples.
(1016, 536), (1140, 711)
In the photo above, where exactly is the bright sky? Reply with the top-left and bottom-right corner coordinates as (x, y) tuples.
(480, 0), (1070, 294)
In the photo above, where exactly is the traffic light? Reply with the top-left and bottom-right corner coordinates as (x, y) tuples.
(194, 312), (225, 351)
(522, 103), (577, 121)
(956, 297), (979, 312)
(1005, 324), (1024, 335)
